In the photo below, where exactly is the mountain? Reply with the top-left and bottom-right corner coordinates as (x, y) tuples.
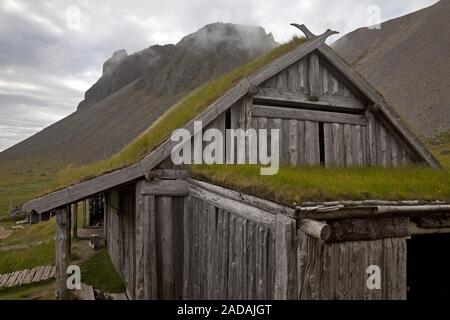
(0, 23), (276, 169)
(333, 0), (450, 138)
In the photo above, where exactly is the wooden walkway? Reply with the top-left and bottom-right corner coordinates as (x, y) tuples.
(0, 265), (56, 288)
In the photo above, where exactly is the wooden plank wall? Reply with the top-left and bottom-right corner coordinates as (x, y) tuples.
(183, 195), (276, 299)
(297, 230), (407, 300)
(105, 187), (136, 298)
(254, 54), (416, 167)
(260, 57), (358, 100)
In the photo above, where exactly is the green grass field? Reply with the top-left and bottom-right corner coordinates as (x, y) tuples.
(80, 248), (125, 293)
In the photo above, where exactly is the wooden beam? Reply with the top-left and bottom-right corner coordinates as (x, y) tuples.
(188, 179), (295, 218)
(55, 206), (70, 300)
(139, 179), (188, 196)
(275, 214), (298, 299)
(327, 217), (409, 242)
(297, 204), (450, 220)
(253, 105), (367, 126)
(254, 87), (365, 112)
(22, 163), (143, 214)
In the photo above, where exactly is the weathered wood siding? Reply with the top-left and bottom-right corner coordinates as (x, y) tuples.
(105, 179), (409, 300)
(105, 186), (136, 298)
(182, 195), (276, 299)
(298, 231), (407, 300)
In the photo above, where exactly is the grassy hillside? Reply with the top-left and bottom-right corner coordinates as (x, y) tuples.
(334, 0), (450, 138)
(192, 165), (450, 206)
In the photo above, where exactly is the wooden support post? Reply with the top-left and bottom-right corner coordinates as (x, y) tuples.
(55, 206), (70, 300)
(275, 214), (298, 299)
(82, 200), (87, 228)
(72, 203), (78, 240)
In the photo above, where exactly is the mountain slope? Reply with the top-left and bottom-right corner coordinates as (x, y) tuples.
(334, 0), (450, 138)
(0, 23), (276, 168)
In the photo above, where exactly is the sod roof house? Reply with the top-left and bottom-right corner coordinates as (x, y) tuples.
(22, 25), (449, 300)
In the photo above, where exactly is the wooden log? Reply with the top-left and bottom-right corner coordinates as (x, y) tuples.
(253, 105), (367, 126)
(297, 204), (450, 220)
(254, 87), (365, 111)
(275, 214), (298, 299)
(299, 219), (331, 240)
(327, 218), (409, 242)
(56, 206), (70, 300)
(188, 179), (295, 218)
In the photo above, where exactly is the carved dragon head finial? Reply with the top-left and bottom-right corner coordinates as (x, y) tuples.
(290, 23), (339, 42)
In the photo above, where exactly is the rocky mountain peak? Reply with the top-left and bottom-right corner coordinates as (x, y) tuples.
(77, 23), (277, 110)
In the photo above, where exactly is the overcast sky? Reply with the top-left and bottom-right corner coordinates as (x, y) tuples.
(0, 0), (439, 152)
